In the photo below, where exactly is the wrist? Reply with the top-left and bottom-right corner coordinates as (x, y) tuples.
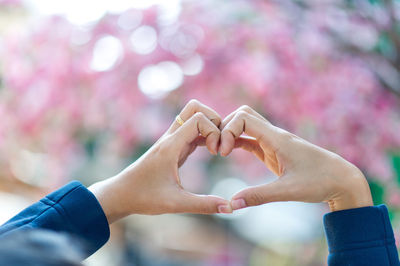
(329, 167), (373, 212)
(88, 176), (131, 224)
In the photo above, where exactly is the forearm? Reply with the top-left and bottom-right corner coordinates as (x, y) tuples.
(88, 174), (133, 224)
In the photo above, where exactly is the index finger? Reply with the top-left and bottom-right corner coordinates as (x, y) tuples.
(168, 99), (221, 134)
(220, 105), (268, 130)
(172, 112), (221, 155)
(220, 111), (280, 156)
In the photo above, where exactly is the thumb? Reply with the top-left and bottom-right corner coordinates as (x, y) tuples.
(230, 180), (289, 210)
(176, 191), (232, 214)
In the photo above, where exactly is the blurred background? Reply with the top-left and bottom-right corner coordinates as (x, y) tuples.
(0, 0), (400, 265)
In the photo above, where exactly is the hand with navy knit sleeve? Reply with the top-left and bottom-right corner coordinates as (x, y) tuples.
(89, 100), (232, 223)
(218, 106), (373, 212)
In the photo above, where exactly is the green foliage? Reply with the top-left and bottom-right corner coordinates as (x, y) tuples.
(368, 179), (385, 205)
(395, 22), (400, 36)
(368, 0), (384, 5)
(376, 32), (397, 58)
(205, 155), (232, 182)
(392, 153), (400, 186)
(129, 142), (153, 161)
(84, 136), (97, 158)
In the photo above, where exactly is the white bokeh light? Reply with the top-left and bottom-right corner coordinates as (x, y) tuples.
(160, 24), (204, 58)
(0, 192), (30, 225)
(70, 27), (92, 46)
(169, 31), (198, 57)
(10, 150), (48, 186)
(231, 202), (323, 247)
(181, 54), (204, 76)
(90, 35), (123, 72)
(117, 10), (142, 31)
(26, 0), (106, 25)
(211, 177), (323, 244)
(26, 0), (182, 25)
(157, 0), (182, 25)
(138, 61), (183, 99)
(130, 25), (158, 55)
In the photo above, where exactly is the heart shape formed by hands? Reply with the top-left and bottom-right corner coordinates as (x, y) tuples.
(176, 100), (371, 215)
(93, 100), (372, 223)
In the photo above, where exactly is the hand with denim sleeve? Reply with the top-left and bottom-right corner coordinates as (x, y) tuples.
(218, 106), (373, 212)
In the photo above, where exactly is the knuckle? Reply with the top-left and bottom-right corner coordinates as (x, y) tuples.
(221, 129), (233, 140)
(187, 99), (200, 109)
(277, 128), (297, 143)
(192, 112), (206, 121)
(239, 105), (253, 113)
(201, 200), (216, 213)
(280, 131), (293, 141)
(221, 129), (232, 137)
(198, 204), (212, 214)
(236, 110), (249, 120)
(211, 116), (222, 126)
(247, 190), (265, 206)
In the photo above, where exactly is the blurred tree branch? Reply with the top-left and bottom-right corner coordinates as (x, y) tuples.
(288, 0), (400, 98)
(385, 0), (400, 65)
(333, 35), (400, 97)
(287, 0), (400, 98)
(328, 0), (400, 99)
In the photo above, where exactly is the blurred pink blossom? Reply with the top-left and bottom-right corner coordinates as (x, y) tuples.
(0, 1), (399, 187)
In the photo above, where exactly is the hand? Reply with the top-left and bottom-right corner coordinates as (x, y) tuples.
(219, 106), (373, 212)
(89, 100), (232, 223)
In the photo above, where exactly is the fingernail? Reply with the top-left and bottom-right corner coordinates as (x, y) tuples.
(213, 144), (218, 155)
(218, 204), (232, 214)
(231, 199), (246, 210)
(219, 148), (227, 157)
(214, 142), (219, 155)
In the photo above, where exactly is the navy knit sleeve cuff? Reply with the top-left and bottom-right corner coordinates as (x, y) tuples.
(44, 181), (110, 255)
(323, 205), (399, 265)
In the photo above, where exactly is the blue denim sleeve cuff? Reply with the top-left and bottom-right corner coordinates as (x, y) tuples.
(323, 204), (399, 266)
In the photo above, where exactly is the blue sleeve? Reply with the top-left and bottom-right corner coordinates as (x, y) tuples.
(324, 204), (400, 266)
(0, 181), (110, 256)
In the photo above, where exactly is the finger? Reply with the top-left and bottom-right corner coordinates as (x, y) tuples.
(230, 180), (289, 210)
(220, 105), (268, 130)
(234, 136), (281, 175)
(173, 112), (220, 155)
(233, 136), (264, 161)
(176, 191), (232, 214)
(168, 99), (221, 134)
(220, 111), (279, 156)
